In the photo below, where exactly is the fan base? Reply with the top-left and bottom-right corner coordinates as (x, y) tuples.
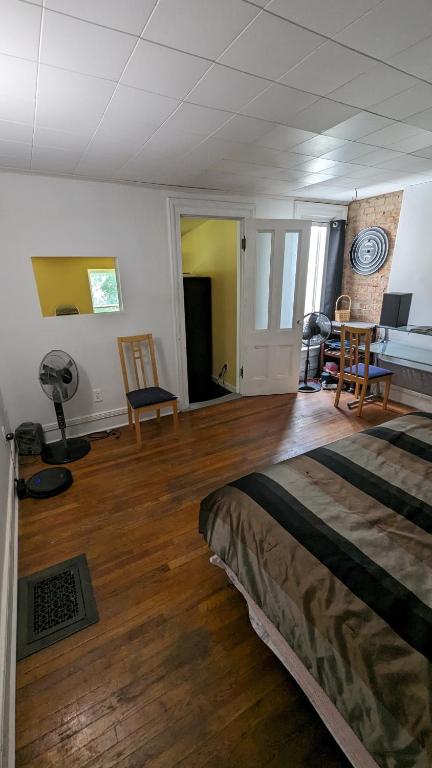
(42, 437), (91, 465)
(298, 381), (322, 393)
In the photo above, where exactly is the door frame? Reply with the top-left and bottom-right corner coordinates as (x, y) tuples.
(167, 196), (256, 410)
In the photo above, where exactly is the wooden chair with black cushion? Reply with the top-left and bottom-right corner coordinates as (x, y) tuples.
(334, 325), (393, 417)
(117, 333), (178, 447)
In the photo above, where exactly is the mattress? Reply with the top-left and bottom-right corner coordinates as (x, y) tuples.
(199, 412), (432, 768)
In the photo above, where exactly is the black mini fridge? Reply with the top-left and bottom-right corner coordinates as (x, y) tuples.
(183, 276), (212, 403)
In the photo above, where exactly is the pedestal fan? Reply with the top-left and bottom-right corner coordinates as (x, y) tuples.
(39, 350), (91, 464)
(298, 312), (331, 393)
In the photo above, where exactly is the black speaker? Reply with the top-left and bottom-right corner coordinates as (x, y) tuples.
(380, 292), (412, 328)
(15, 422), (45, 455)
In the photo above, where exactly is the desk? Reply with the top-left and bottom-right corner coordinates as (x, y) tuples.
(370, 325), (432, 372)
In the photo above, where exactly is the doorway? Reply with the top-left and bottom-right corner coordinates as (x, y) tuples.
(180, 216), (241, 406)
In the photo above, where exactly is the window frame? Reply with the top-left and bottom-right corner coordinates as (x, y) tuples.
(87, 267), (122, 314)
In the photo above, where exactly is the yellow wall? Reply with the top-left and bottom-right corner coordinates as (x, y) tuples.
(32, 256), (117, 316)
(181, 218), (237, 388)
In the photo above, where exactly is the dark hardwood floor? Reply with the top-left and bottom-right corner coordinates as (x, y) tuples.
(17, 392), (408, 768)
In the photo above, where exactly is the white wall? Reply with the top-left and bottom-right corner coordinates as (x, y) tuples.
(0, 171), (316, 433)
(389, 181), (432, 325)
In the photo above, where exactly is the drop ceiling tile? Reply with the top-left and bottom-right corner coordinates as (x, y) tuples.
(44, 0), (157, 35)
(405, 108), (432, 131)
(76, 141), (134, 172)
(36, 65), (116, 133)
(357, 122), (421, 147)
(0, 138), (32, 161)
(186, 65), (268, 112)
(413, 145), (432, 159)
(265, 0), (382, 36)
(0, 55), (37, 124)
(254, 125), (317, 150)
(373, 83), (432, 120)
(136, 126), (204, 161)
(144, 0), (259, 59)
(289, 134), (348, 157)
(335, 0), (432, 59)
(293, 157), (340, 174)
(389, 36), (432, 82)
(321, 142), (380, 162)
(355, 147), (406, 166)
(34, 125), (93, 151)
(289, 99), (359, 132)
(121, 40), (210, 99)
(31, 146), (82, 173)
(227, 145), (307, 168)
(0, 119), (33, 144)
(219, 13), (324, 80)
(329, 65), (418, 109)
(389, 131), (432, 152)
(0, 0), (41, 60)
(164, 103), (232, 138)
(212, 115), (277, 143)
(280, 42), (375, 97)
(378, 154), (432, 173)
(324, 113), (393, 141)
(41, 10), (136, 81)
(241, 84), (318, 124)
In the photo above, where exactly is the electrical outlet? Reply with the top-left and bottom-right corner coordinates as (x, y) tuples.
(93, 389), (103, 403)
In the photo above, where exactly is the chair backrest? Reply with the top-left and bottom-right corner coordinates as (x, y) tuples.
(339, 325), (372, 382)
(117, 334), (159, 394)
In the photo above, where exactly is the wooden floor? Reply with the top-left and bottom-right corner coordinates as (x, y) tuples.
(17, 392), (408, 768)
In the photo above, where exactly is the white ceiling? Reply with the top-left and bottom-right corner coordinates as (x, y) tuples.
(2, 0), (432, 201)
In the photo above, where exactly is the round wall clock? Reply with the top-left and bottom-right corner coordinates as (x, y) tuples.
(349, 226), (389, 275)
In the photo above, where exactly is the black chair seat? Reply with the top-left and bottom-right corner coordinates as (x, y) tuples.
(127, 387), (177, 410)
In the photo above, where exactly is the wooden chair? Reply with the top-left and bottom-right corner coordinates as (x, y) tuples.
(334, 325), (393, 417)
(117, 333), (178, 447)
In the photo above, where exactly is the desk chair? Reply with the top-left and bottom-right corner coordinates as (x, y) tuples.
(334, 325), (393, 417)
(117, 334), (178, 447)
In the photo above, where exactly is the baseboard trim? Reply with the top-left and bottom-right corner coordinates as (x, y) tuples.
(390, 385), (432, 411)
(211, 376), (237, 394)
(42, 404), (175, 442)
(0, 453), (18, 768)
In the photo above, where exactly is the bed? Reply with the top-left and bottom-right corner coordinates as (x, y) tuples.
(199, 412), (432, 768)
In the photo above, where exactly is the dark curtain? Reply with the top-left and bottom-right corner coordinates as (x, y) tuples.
(322, 219), (346, 320)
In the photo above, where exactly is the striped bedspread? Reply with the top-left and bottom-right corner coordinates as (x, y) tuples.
(199, 412), (432, 768)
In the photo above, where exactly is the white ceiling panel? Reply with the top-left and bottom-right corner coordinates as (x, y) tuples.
(226, 145), (307, 168)
(75, 142), (135, 172)
(44, 0), (157, 35)
(212, 115), (277, 143)
(324, 113), (393, 141)
(0, 119), (33, 144)
(329, 65), (418, 110)
(406, 108), (432, 131)
(143, 0), (259, 59)
(186, 65), (268, 112)
(31, 146), (81, 173)
(321, 142), (383, 162)
(378, 154), (432, 174)
(389, 131), (432, 153)
(373, 83), (432, 120)
(291, 135), (348, 157)
(265, 0), (383, 36)
(0, 0), (41, 60)
(40, 10), (136, 81)
(0, 55), (37, 124)
(289, 99), (359, 132)
(133, 125), (203, 161)
(355, 148), (406, 166)
(280, 42), (375, 97)
(219, 13), (324, 80)
(163, 103), (232, 138)
(357, 122), (422, 148)
(335, 0), (432, 59)
(121, 40), (210, 99)
(293, 157), (340, 174)
(34, 125), (93, 151)
(0, 138), (32, 161)
(413, 145), (432, 159)
(389, 36), (432, 82)
(36, 65), (116, 133)
(241, 84), (318, 123)
(254, 125), (317, 150)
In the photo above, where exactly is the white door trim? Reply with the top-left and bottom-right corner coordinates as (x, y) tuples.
(167, 196), (256, 409)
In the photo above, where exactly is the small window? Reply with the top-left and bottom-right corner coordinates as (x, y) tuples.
(255, 231), (273, 330)
(304, 224), (328, 316)
(87, 268), (121, 313)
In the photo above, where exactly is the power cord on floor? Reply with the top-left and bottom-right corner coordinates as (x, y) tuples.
(85, 429), (121, 441)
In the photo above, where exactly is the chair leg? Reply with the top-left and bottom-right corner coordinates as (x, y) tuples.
(382, 378), (391, 410)
(156, 408), (161, 422)
(334, 376), (344, 408)
(354, 380), (360, 399)
(134, 409), (142, 448)
(358, 381), (368, 418)
(127, 403), (133, 431)
(172, 400), (179, 432)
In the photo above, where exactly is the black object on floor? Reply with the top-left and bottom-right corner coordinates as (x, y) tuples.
(17, 554), (98, 660)
(19, 467), (73, 499)
(189, 380), (231, 403)
(42, 436), (91, 464)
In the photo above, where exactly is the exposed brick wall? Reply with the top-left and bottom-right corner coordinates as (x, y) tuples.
(341, 190), (403, 322)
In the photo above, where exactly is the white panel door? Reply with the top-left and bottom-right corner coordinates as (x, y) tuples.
(240, 218), (311, 395)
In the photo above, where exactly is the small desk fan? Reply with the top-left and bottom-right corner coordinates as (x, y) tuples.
(39, 350), (91, 464)
(298, 312), (331, 393)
